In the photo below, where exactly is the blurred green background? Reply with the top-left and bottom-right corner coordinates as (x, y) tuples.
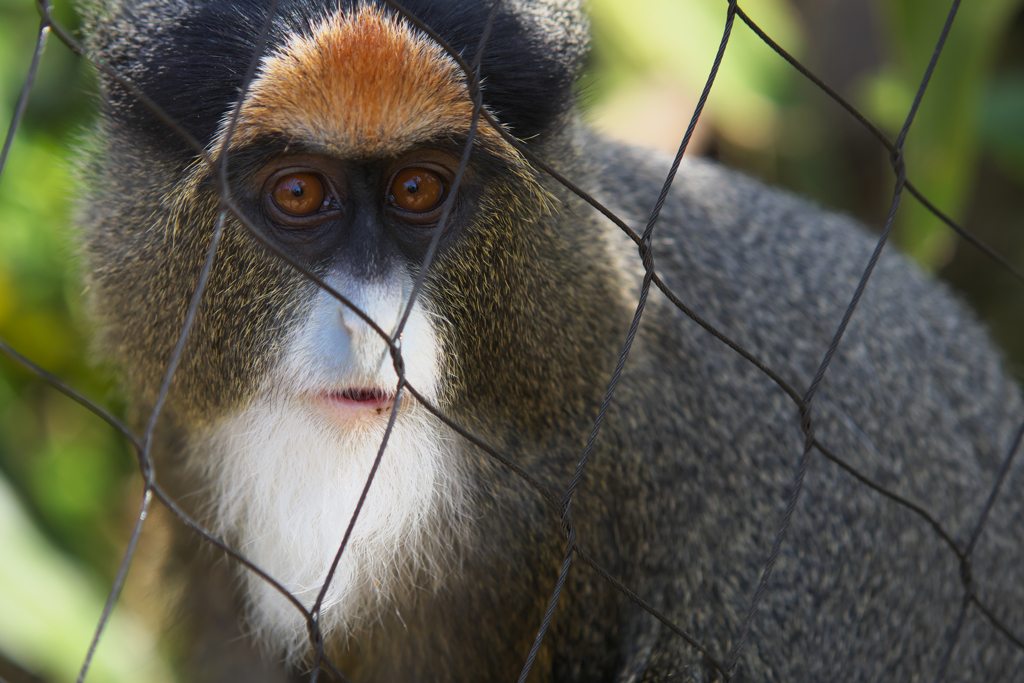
(0, 0), (1023, 680)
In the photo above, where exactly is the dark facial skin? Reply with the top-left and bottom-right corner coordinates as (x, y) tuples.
(230, 145), (478, 281)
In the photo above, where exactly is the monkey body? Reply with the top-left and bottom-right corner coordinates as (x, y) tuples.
(78, 0), (1024, 680)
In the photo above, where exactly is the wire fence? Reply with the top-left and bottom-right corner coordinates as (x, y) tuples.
(0, 0), (1022, 681)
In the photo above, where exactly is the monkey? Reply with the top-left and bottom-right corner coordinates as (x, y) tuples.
(73, 0), (1024, 680)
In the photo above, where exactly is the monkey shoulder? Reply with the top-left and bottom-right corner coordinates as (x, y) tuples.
(571, 137), (1024, 680)
(580, 138), (1020, 475)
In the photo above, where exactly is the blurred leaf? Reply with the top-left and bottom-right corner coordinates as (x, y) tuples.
(0, 268), (14, 324)
(864, 0), (1024, 269)
(31, 440), (117, 519)
(980, 72), (1024, 181)
(4, 310), (78, 371)
(0, 0), (137, 645)
(587, 0), (802, 150)
(0, 475), (174, 683)
(0, 134), (77, 312)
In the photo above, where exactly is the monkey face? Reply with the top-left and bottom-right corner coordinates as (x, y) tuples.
(85, 0), (585, 430)
(223, 144), (473, 425)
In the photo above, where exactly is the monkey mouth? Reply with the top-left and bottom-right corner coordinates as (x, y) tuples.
(320, 387), (396, 418)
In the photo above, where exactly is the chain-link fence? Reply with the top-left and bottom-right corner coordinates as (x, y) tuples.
(1, 0), (1023, 681)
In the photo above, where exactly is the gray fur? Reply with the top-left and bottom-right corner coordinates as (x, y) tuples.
(575, 141), (1024, 681)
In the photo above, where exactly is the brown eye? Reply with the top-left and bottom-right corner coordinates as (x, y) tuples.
(389, 168), (444, 213)
(271, 173), (325, 216)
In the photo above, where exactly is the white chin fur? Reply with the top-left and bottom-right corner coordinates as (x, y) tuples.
(188, 280), (466, 663)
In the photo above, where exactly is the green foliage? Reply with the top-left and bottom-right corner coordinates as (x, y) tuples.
(0, 476), (174, 683)
(981, 71), (1024, 182)
(0, 1), (166, 678)
(587, 0), (1024, 272)
(587, 0), (803, 150)
(0, 64), (129, 574)
(864, 0), (1024, 268)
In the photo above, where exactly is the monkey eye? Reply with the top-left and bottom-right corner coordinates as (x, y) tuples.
(270, 173), (327, 216)
(388, 168), (444, 214)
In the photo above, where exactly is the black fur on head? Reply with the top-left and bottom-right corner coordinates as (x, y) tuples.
(92, 0), (588, 155)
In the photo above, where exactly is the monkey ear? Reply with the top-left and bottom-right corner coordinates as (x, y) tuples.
(82, 0), (271, 155)
(398, 0), (589, 143)
(509, 0), (590, 73)
(478, 0), (590, 142)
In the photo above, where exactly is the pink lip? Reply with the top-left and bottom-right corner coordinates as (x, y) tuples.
(319, 388), (395, 418)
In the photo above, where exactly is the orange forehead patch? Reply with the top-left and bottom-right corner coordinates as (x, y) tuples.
(222, 5), (497, 157)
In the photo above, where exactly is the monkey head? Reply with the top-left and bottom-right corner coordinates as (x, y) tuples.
(80, 0), (625, 664)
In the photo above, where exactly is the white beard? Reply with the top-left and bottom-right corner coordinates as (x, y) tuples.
(187, 280), (468, 662)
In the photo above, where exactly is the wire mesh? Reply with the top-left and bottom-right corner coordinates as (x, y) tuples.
(0, 0), (1022, 681)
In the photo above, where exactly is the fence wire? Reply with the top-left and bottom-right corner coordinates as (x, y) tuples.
(0, 0), (1022, 681)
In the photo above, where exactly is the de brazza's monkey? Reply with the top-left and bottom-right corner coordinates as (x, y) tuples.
(77, 0), (1024, 680)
